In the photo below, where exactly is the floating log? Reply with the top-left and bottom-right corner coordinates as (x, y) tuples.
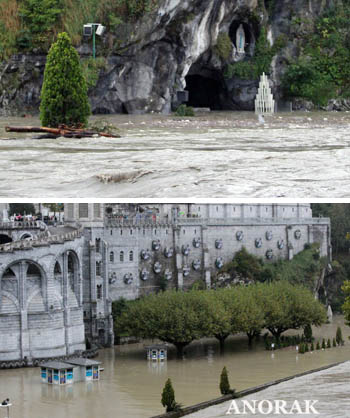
(5, 125), (120, 138)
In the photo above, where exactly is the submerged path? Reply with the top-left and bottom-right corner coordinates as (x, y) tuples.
(0, 111), (350, 197)
(187, 361), (350, 418)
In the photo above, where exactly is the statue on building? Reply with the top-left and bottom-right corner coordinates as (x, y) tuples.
(236, 24), (245, 53)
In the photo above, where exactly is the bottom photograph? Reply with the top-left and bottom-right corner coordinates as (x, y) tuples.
(0, 202), (348, 418)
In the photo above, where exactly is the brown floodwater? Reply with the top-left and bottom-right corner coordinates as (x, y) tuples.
(1, 111), (350, 197)
(0, 315), (349, 418)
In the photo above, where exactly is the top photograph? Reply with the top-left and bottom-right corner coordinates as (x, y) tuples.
(0, 0), (349, 198)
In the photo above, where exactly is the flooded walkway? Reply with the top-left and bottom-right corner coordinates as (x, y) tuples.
(0, 112), (350, 197)
(0, 317), (349, 417)
(187, 361), (350, 417)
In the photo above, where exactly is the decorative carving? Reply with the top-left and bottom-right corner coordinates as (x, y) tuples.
(266, 231), (273, 241)
(266, 250), (273, 260)
(164, 247), (174, 258)
(183, 266), (190, 277)
(123, 273), (133, 285)
(215, 257), (224, 269)
(215, 239), (223, 249)
(141, 249), (151, 260)
(192, 237), (201, 248)
(109, 272), (117, 284)
(236, 231), (244, 241)
(153, 262), (162, 274)
(192, 260), (201, 271)
(2, 279), (18, 298)
(140, 269), (149, 281)
(294, 230), (301, 240)
(255, 238), (263, 248)
(152, 240), (161, 251)
(182, 244), (190, 256)
(164, 269), (172, 281)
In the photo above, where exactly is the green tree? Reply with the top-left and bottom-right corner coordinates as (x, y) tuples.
(327, 338), (331, 348)
(316, 341), (320, 350)
(322, 338), (326, 349)
(118, 290), (212, 357)
(161, 378), (176, 412)
(219, 367), (232, 395)
(336, 326), (344, 345)
(205, 289), (235, 352)
(9, 203), (35, 216)
(231, 285), (265, 346)
(333, 338), (337, 347)
(40, 32), (91, 128)
(258, 281), (327, 340)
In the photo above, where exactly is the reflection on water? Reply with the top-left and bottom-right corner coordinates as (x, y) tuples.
(0, 316), (349, 418)
(1, 112), (350, 197)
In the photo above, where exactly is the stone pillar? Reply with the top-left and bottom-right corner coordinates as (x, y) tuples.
(90, 242), (97, 301)
(62, 252), (71, 355)
(19, 262), (30, 360)
(176, 253), (183, 289)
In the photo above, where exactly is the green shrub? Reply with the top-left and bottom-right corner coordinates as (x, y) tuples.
(327, 338), (331, 348)
(81, 57), (107, 90)
(299, 343), (305, 354)
(220, 367), (232, 395)
(225, 29), (286, 80)
(304, 343), (309, 352)
(336, 326), (343, 345)
(316, 341), (320, 350)
(322, 339), (326, 349)
(161, 378), (176, 412)
(333, 338), (337, 347)
(310, 342), (314, 351)
(19, 0), (64, 48)
(215, 33), (233, 61)
(175, 104), (195, 117)
(40, 32), (91, 127)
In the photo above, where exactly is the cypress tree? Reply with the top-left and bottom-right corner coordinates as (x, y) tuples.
(336, 327), (343, 345)
(299, 343), (305, 354)
(327, 338), (331, 348)
(40, 32), (91, 128)
(316, 341), (320, 350)
(304, 343), (309, 352)
(310, 342), (314, 351)
(333, 338), (337, 347)
(161, 378), (176, 412)
(220, 366), (231, 395)
(322, 339), (326, 349)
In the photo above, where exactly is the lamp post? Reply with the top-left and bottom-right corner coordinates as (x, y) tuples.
(83, 23), (106, 60)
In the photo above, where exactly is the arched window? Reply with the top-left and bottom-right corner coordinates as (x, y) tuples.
(120, 251), (124, 262)
(110, 252), (114, 262)
(96, 261), (101, 276)
(129, 251), (133, 262)
(95, 238), (100, 253)
(97, 285), (102, 299)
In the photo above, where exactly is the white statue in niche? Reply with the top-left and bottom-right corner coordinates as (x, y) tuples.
(236, 24), (245, 53)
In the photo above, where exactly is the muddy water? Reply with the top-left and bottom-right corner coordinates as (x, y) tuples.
(0, 316), (349, 418)
(1, 111), (350, 197)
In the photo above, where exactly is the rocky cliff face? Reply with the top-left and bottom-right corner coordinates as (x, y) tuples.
(0, 0), (337, 116)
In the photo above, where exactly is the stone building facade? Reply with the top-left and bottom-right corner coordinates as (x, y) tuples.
(0, 203), (331, 363)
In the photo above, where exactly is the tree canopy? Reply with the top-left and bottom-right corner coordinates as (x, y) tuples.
(40, 32), (91, 127)
(114, 282), (327, 354)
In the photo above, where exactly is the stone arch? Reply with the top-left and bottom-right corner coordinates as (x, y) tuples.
(26, 288), (45, 312)
(0, 259), (48, 310)
(19, 232), (33, 240)
(0, 290), (20, 314)
(0, 234), (12, 244)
